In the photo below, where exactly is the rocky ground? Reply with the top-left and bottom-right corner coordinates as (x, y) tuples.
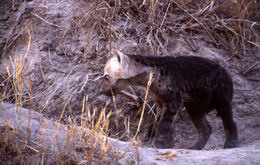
(0, 0), (260, 164)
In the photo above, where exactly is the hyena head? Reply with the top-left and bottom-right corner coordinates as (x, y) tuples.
(102, 49), (151, 96)
(103, 50), (124, 85)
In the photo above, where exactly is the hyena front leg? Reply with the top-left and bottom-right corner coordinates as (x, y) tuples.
(153, 93), (183, 149)
(187, 112), (212, 150)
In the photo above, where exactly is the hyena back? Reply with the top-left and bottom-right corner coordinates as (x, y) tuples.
(103, 50), (238, 150)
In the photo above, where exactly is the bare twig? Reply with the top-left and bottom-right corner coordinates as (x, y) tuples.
(243, 61), (260, 76)
(160, 3), (170, 29)
(213, 19), (259, 26)
(247, 41), (260, 48)
(31, 12), (63, 28)
(77, 74), (89, 94)
(139, 97), (157, 119)
(155, 30), (167, 54)
(120, 90), (139, 101)
(235, 83), (260, 92)
(129, 86), (137, 96)
(93, 75), (105, 81)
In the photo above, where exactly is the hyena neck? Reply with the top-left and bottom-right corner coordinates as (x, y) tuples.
(126, 54), (166, 68)
(121, 55), (153, 79)
(126, 71), (151, 87)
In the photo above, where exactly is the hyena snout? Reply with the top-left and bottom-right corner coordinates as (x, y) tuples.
(101, 88), (113, 96)
(101, 82), (121, 96)
(102, 76), (129, 96)
(100, 74), (113, 96)
(101, 86), (123, 96)
(100, 82), (114, 96)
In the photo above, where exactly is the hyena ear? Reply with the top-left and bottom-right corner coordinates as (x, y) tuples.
(113, 49), (126, 65)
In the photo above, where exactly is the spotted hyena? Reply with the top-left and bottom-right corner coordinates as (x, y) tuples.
(102, 49), (238, 150)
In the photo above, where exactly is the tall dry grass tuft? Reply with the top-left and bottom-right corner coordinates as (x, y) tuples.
(54, 96), (117, 164)
(77, 0), (259, 56)
(134, 72), (153, 139)
(6, 30), (32, 108)
(0, 30), (35, 164)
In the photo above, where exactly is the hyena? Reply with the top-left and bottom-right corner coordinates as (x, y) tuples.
(102, 49), (238, 150)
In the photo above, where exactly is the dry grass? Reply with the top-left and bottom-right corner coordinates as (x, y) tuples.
(75, 0), (260, 56)
(0, 29), (120, 164)
(0, 97), (128, 164)
(0, 43), (132, 163)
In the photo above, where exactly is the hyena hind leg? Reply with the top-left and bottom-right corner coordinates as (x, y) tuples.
(216, 103), (238, 148)
(215, 86), (238, 148)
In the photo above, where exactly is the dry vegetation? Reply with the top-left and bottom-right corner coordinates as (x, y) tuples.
(75, 0), (259, 55)
(1, 0), (260, 164)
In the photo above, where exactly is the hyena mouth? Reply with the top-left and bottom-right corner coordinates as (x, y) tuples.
(101, 88), (113, 96)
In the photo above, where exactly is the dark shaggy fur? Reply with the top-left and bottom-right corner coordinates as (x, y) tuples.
(105, 53), (238, 150)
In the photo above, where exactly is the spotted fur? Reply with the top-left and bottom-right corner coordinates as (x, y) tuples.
(102, 50), (238, 150)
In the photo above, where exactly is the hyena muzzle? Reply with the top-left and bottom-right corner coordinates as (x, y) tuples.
(102, 49), (238, 150)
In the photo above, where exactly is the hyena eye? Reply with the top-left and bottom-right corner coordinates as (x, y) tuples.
(104, 74), (109, 80)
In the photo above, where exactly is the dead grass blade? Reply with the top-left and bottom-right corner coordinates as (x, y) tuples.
(134, 72), (153, 139)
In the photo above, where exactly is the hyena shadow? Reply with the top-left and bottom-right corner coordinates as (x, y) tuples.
(102, 50), (238, 150)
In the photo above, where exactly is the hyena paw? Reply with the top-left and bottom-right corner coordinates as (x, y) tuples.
(153, 134), (174, 149)
(224, 139), (238, 148)
(188, 144), (204, 150)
